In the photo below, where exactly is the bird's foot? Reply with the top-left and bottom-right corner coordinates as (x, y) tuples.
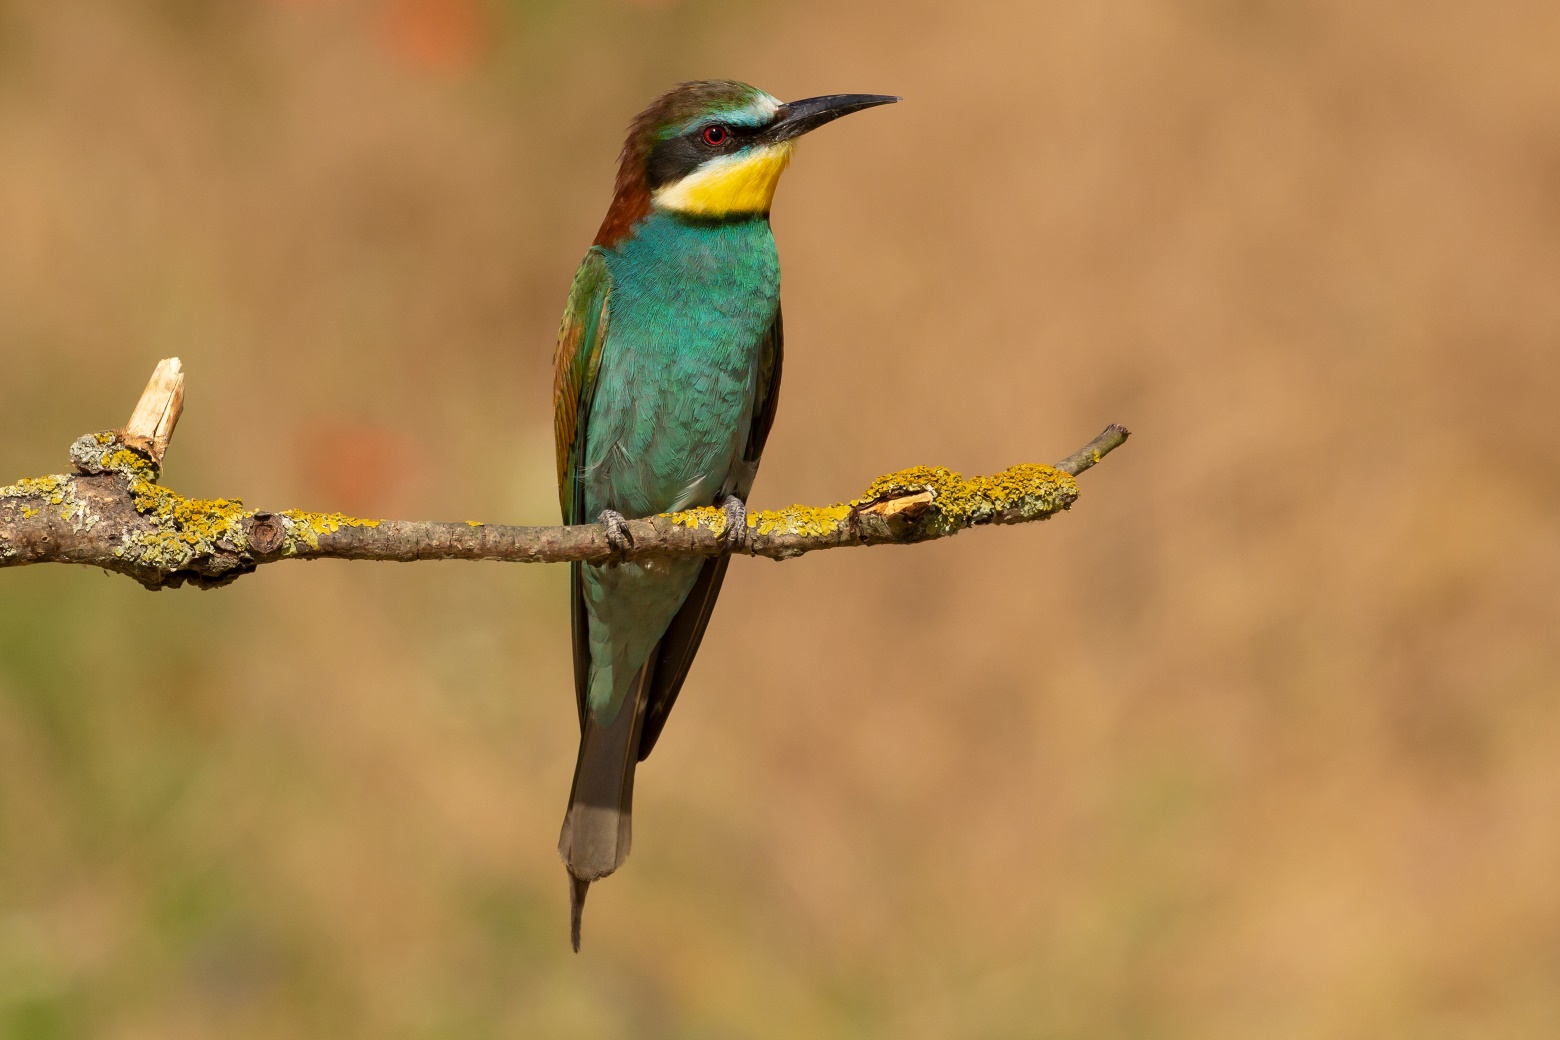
(719, 495), (749, 554)
(597, 509), (633, 565)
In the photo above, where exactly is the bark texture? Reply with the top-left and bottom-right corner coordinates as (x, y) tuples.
(0, 360), (1129, 590)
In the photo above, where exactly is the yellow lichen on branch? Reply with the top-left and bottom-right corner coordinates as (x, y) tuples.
(854, 462), (1080, 536)
(750, 503), (853, 539)
(671, 505), (728, 533)
(0, 474), (97, 532)
(278, 510), (381, 549)
(0, 360), (1129, 587)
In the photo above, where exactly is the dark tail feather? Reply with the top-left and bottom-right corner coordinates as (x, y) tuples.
(558, 658), (654, 951)
(569, 874), (589, 952)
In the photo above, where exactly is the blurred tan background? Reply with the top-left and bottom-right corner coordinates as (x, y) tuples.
(2, 0), (1558, 1036)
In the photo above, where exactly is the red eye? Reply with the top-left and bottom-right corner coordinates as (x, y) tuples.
(702, 125), (728, 146)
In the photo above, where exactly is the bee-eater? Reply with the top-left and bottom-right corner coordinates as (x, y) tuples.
(552, 81), (897, 949)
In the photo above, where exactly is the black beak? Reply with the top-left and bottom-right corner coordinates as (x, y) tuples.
(762, 94), (899, 144)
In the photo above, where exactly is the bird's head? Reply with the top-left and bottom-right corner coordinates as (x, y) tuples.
(594, 80), (897, 246)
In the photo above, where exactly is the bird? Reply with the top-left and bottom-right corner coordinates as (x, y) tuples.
(552, 81), (897, 950)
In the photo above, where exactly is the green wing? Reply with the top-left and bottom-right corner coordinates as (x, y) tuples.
(552, 248), (612, 726)
(554, 248), (612, 525)
(636, 306), (784, 760)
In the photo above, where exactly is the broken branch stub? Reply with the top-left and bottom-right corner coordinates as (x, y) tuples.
(118, 357), (185, 465)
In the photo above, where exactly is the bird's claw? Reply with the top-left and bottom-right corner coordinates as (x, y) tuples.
(597, 509), (633, 565)
(720, 495), (749, 554)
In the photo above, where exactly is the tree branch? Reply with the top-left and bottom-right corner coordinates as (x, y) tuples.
(0, 360), (1129, 590)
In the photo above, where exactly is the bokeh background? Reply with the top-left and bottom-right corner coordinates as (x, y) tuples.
(2, 0), (1558, 1036)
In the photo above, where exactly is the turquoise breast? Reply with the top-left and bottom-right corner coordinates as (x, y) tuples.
(578, 210), (780, 719)
(583, 211), (780, 519)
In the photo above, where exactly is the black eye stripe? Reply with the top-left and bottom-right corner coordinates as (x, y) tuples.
(645, 121), (761, 189)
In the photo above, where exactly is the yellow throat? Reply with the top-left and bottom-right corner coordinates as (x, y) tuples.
(652, 142), (795, 218)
